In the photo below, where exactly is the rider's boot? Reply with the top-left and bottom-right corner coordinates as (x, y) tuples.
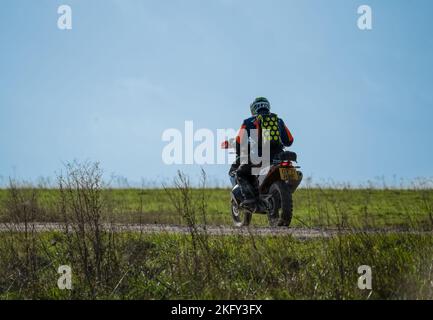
(277, 219), (290, 227)
(237, 180), (257, 210)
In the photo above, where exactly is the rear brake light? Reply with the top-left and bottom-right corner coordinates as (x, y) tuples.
(281, 161), (291, 167)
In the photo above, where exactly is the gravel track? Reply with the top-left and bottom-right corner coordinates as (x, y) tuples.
(1, 223), (431, 239)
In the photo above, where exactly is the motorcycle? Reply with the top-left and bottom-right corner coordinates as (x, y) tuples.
(221, 138), (303, 227)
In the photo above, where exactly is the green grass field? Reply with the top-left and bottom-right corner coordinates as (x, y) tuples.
(0, 164), (432, 299)
(1, 187), (432, 228)
(1, 231), (433, 299)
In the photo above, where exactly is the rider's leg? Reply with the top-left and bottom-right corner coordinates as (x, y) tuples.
(228, 159), (239, 187)
(236, 164), (257, 206)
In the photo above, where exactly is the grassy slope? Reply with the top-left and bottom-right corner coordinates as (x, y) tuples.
(0, 188), (432, 228)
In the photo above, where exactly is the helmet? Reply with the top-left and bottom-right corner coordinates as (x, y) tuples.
(250, 97), (270, 115)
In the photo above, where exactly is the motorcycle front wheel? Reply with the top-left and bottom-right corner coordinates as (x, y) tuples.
(268, 181), (293, 227)
(231, 199), (252, 227)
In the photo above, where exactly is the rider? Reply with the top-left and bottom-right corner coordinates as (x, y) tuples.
(229, 97), (294, 211)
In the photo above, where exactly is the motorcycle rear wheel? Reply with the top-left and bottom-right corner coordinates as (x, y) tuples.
(268, 181), (293, 227)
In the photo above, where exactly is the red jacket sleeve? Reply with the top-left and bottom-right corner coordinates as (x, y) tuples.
(236, 123), (247, 145)
(279, 119), (294, 147)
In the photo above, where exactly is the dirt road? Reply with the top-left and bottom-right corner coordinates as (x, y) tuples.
(1, 223), (431, 239)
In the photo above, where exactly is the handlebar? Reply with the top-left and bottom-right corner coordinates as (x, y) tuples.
(221, 138), (236, 150)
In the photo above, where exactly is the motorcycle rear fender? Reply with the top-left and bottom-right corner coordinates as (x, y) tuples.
(259, 167), (303, 194)
(258, 166), (281, 194)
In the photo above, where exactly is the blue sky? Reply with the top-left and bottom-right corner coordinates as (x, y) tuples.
(1, 0), (432, 187)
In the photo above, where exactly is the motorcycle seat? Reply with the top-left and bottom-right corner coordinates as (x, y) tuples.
(274, 151), (297, 162)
